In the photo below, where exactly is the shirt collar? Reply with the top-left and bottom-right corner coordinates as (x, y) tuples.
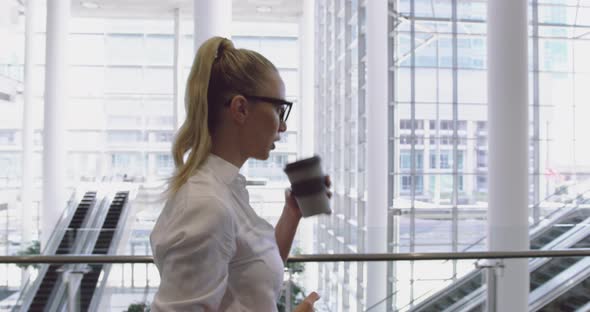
(204, 153), (241, 185)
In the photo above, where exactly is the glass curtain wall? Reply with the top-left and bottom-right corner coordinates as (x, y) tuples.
(315, 0), (590, 310)
(316, 0), (368, 310)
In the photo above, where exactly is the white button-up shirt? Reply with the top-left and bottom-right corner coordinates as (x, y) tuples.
(150, 154), (285, 311)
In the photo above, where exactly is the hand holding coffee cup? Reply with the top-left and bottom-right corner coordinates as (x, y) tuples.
(284, 156), (332, 218)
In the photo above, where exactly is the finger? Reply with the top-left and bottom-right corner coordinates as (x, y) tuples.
(325, 175), (331, 188)
(305, 291), (320, 303)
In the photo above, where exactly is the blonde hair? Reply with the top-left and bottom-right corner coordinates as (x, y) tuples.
(166, 36), (277, 196)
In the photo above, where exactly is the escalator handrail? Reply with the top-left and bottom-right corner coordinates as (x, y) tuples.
(528, 257), (590, 311)
(41, 191), (80, 255)
(460, 189), (590, 254)
(46, 194), (110, 312)
(409, 189), (590, 312)
(428, 215), (590, 312)
(87, 191), (132, 312)
(15, 191), (81, 312)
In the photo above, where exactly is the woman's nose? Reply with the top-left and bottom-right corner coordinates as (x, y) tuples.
(279, 120), (287, 132)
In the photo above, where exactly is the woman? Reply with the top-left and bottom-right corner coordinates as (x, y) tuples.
(150, 36), (328, 311)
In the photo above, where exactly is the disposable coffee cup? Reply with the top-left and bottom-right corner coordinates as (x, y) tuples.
(284, 156), (331, 218)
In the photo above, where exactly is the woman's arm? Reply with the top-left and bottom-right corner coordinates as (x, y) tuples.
(275, 189), (302, 263)
(274, 176), (332, 263)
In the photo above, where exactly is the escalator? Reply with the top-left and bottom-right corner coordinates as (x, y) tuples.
(27, 191), (97, 312)
(79, 191), (129, 312)
(410, 208), (590, 312)
(528, 233), (590, 311)
(538, 277), (590, 311)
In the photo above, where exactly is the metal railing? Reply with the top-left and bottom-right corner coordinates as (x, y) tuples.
(2, 250), (589, 312)
(1, 249), (589, 264)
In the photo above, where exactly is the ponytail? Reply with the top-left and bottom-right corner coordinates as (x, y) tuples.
(166, 37), (234, 196)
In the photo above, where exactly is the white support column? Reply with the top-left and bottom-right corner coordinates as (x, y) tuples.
(487, 0), (529, 310)
(298, 0), (318, 299)
(173, 8), (184, 130)
(366, 0), (389, 310)
(299, 0), (316, 158)
(193, 0), (232, 53)
(21, 0), (38, 247)
(42, 0), (70, 247)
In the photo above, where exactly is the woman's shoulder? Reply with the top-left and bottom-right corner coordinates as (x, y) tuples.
(174, 183), (233, 218)
(154, 186), (236, 241)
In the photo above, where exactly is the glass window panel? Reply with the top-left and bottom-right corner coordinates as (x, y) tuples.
(71, 18), (105, 33)
(396, 67), (412, 103)
(457, 35), (486, 69)
(107, 130), (141, 143)
(181, 35), (194, 67)
(574, 73), (590, 106)
(145, 35), (173, 65)
(110, 152), (143, 176)
(69, 132), (103, 151)
(457, 174), (487, 205)
(105, 19), (146, 33)
(574, 40), (590, 74)
(398, 0), (410, 15)
(107, 115), (142, 128)
(70, 66), (104, 97)
(538, 5), (579, 24)
(257, 38), (298, 68)
(414, 33), (438, 67)
(413, 215), (453, 250)
(413, 103), (454, 121)
(105, 34), (144, 65)
(104, 100), (142, 114)
(233, 36), (261, 50)
(144, 100), (172, 115)
(146, 115), (174, 128)
(0, 152), (21, 176)
(458, 209), (487, 250)
(279, 70), (299, 97)
(578, 6), (590, 26)
(70, 34), (105, 65)
(415, 68), (441, 103)
(399, 149), (424, 172)
(458, 69), (487, 104)
(539, 39), (571, 72)
(539, 72), (574, 106)
(457, 1), (486, 20)
(68, 99), (104, 129)
(575, 103), (590, 168)
(144, 67), (173, 94)
(458, 104), (487, 127)
(105, 67), (143, 93)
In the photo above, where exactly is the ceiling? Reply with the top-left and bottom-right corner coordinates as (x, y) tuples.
(70, 0), (303, 22)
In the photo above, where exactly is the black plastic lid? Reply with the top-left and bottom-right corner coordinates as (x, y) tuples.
(284, 156), (321, 173)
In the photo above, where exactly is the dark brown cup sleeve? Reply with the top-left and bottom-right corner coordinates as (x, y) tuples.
(291, 176), (326, 197)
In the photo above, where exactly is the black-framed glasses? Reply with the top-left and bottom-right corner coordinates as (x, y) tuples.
(244, 95), (293, 123)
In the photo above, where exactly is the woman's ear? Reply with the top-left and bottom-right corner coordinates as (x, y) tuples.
(227, 95), (249, 125)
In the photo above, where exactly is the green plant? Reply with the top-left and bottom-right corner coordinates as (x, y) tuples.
(277, 247), (306, 312)
(15, 240), (40, 269)
(125, 302), (150, 312)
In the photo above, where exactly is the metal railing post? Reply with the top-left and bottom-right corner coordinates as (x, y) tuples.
(58, 265), (91, 312)
(476, 259), (504, 312)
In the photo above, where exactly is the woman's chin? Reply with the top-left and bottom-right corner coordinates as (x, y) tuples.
(251, 150), (271, 161)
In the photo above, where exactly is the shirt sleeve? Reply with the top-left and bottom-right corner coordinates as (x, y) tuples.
(150, 195), (237, 312)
